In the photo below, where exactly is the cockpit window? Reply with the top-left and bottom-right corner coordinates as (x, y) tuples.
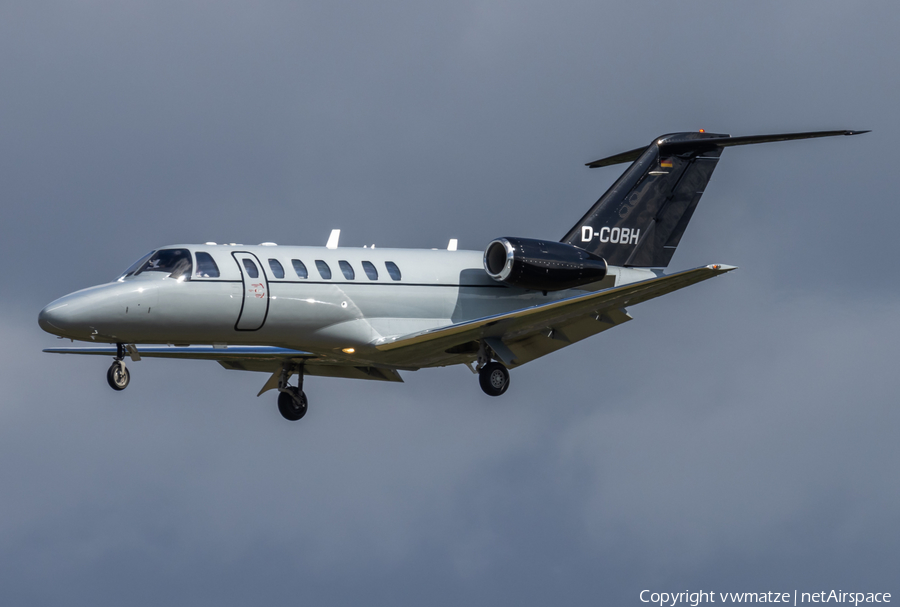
(242, 259), (259, 278)
(119, 251), (155, 278)
(136, 248), (193, 280)
(315, 260), (332, 280)
(362, 261), (378, 280)
(195, 252), (220, 278)
(338, 260), (355, 280)
(292, 259), (308, 279)
(385, 261), (401, 281)
(268, 259), (285, 279)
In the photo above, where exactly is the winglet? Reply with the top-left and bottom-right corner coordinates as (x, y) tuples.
(707, 264), (738, 272)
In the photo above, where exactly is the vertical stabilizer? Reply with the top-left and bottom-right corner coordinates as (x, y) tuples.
(562, 131), (725, 268)
(562, 129), (867, 268)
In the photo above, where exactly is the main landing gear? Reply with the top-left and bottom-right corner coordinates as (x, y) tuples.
(479, 362), (510, 396)
(476, 341), (510, 397)
(107, 343), (130, 391)
(276, 362), (308, 421)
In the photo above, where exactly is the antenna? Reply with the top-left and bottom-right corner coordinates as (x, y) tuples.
(326, 229), (340, 249)
(447, 239), (458, 251)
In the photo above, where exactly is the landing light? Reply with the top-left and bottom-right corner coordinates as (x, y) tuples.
(342, 347), (355, 354)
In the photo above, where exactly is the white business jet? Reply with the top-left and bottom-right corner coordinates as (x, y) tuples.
(39, 130), (865, 420)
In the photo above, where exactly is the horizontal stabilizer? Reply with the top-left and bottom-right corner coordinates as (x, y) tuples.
(656, 129), (869, 157)
(586, 146), (647, 168)
(586, 129), (868, 168)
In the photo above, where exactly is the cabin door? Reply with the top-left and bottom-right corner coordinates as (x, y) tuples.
(232, 252), (269, 331)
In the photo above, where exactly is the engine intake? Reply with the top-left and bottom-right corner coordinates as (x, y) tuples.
(483, 237), (608, 291)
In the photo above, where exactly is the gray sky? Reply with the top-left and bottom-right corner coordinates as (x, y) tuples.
(1, 1), (898, 604)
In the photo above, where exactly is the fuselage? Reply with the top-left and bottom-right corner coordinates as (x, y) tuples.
(38, 244), (655, 368)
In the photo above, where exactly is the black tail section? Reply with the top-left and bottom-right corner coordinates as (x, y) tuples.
(562, 130), (867, 268)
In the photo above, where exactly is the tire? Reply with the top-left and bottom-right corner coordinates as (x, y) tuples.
(277, 389), (308, 421)
(479, 362), (510, 397)
(106, 362), (130, 391)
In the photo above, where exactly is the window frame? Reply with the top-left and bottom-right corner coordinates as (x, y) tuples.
(338, 260), (355, 280)
(315, 260), (332, 280)
(194, 251), (221, 278)
(361, 261), (378, 280)
(135, 248), (193, 281)
(268, 258), (285, 279)
(291, 259), (308, 279)
(242, 258), (260, 279)
(385, 261), (402, 281)
(119, 251), (155, 279)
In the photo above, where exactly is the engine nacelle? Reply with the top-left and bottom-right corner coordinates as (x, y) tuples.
(483, 237), (608, 291)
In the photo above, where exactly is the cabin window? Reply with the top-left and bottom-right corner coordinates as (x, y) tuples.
(315, 260), (332, 280)
(242, 258), (259, 279)
(292, 259), (308, 279)
(339, 260), (355, 280)
(195, 252), (220, 278)
(268, 259), (285, 279)
(362, 260), (378, 280)
(136, 248), (193, 280)
(385, 261), (401, 281)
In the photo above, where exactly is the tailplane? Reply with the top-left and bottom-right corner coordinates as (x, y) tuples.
(562, 130), (867, 267)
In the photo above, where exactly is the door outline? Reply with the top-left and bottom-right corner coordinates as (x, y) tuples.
(232, 252), (270, 331)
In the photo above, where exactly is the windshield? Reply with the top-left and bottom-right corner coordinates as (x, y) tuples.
(135, 248), (193, 280)
(118, 251), (155, 279)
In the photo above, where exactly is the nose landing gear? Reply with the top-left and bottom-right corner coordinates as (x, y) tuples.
(276, 362), (308, 421)
(107, 360), (130, 390)
(107, 344), (130, 391)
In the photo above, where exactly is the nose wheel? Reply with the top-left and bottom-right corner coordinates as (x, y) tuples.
(107, 359), (130, 391)
(479, 361), (510, 396)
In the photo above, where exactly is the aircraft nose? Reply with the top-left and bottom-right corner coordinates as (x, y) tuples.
(38, 300), (71, 335)
(38, 291), (95, 337)
(38, 284), (125, 340)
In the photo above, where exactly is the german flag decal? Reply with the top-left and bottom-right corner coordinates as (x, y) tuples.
(660, 158), (674, 168)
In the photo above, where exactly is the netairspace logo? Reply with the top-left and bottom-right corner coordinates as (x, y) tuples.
(639, 590), (891, 606)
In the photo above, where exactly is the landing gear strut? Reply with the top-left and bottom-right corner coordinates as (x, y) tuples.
(106, 343), (130, 391)
(476, 341), (510, 397)
(276, 362), (308, 421)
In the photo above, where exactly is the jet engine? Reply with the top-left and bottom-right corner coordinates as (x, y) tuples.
(483, 237), (608, 291)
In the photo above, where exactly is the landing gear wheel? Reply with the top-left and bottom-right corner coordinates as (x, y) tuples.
(479, 361), (510, 396)
(106, 361), (130, 391)
(278, 388), (308, 421)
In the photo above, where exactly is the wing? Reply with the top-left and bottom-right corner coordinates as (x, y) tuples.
(43, 345), (315, 362)
(374, 264), (736, 368)
(42, 345), (403, 385)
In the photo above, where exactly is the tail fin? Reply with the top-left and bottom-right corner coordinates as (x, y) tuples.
(562, 130), (867, 267)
